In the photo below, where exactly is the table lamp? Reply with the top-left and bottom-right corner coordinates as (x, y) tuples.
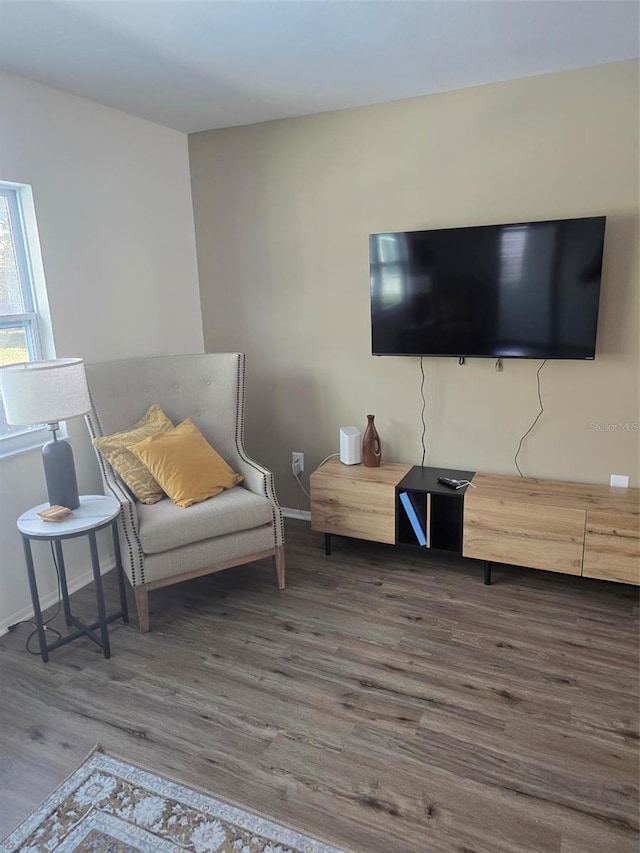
(0, 358), (91, 509)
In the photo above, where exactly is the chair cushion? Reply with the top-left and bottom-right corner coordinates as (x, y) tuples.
(92, 404), (173, 504)
(136, 485), (274, 554)
(128, 418), (244, 508)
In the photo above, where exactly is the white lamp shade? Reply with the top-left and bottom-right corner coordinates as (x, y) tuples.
(0, 358), (91, 426)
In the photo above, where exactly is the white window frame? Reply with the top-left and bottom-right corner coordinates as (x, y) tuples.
(0, 180), (56, 457)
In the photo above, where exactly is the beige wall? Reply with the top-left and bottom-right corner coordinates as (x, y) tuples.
(190, 60), (639, 509)
(0, 72), (204, 631)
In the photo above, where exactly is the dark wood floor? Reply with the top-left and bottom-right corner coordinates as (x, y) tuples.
(1, 518), (638, 852)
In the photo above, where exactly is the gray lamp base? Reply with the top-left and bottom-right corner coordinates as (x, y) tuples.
(42, 437), (80, 509)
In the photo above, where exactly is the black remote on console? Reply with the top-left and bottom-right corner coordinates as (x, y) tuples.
(437, 477), (463, 490)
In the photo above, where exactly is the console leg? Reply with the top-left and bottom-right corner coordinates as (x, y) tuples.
(484, 561), (492, 585)
(325, 533), (332, 556)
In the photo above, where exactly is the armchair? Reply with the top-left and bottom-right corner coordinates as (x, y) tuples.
(84, 353), (285, 632)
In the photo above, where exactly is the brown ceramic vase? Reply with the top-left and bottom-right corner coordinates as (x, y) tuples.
(362, 414), (382, 467)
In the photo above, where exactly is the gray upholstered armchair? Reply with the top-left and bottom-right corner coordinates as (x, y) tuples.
(84, 353), (285, 632)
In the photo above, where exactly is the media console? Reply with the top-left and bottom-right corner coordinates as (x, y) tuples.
(310, 459), (640, 586)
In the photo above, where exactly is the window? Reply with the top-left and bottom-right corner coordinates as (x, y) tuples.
(370, 233), (411, 309)
(499, 225), (528, 289)
(0, 181), (53, 454)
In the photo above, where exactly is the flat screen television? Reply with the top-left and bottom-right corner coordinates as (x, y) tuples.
(370, 216), (606, 359)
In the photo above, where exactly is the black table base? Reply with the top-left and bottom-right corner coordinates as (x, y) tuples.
(22, 519), (129, 663)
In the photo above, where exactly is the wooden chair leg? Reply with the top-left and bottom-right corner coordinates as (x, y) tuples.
(134, 585), (150, 634)
(274, 545), (286, 590)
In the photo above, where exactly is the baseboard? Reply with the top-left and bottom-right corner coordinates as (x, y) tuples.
(282, 507), (311, 522)
(0, 557), (117, 638)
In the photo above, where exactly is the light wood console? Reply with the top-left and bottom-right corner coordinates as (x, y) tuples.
(310, 461), (411, 546)
(463, 473), (639, 584)
(310, 460), (639, 586)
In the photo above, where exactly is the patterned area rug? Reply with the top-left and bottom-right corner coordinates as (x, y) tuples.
(2, 746), (348, 853)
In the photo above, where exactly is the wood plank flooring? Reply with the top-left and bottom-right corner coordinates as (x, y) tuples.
(1, 518), (638, 852)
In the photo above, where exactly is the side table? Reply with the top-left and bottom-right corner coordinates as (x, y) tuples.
(17, 495), (129, 663)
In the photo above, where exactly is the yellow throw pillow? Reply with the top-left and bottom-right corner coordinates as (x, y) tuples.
(92, 404), (174, 504)
(127, 418), (244, 508)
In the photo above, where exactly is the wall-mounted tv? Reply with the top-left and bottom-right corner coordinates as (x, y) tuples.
(370, 216), (606, 359)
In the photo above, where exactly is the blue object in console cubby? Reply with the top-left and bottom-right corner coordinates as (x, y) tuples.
(399, 491), (427, 546)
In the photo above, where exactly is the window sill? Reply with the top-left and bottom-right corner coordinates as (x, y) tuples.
(0, 427), (51, 459)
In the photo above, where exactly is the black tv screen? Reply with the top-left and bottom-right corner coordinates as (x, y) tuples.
(370, 216), (606, 359)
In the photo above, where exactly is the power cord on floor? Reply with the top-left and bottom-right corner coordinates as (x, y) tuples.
(8, 541), (63, 655)
(514, 359), (547, 477)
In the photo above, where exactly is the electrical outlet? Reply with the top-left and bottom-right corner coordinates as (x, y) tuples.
(292, 452), (304, 476)
(610, 474), (629, 488)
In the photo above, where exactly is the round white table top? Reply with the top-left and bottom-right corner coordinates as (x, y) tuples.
(17, 494), (120, 538)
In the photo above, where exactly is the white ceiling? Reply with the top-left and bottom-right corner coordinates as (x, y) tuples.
(0, 1), (638, 134)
